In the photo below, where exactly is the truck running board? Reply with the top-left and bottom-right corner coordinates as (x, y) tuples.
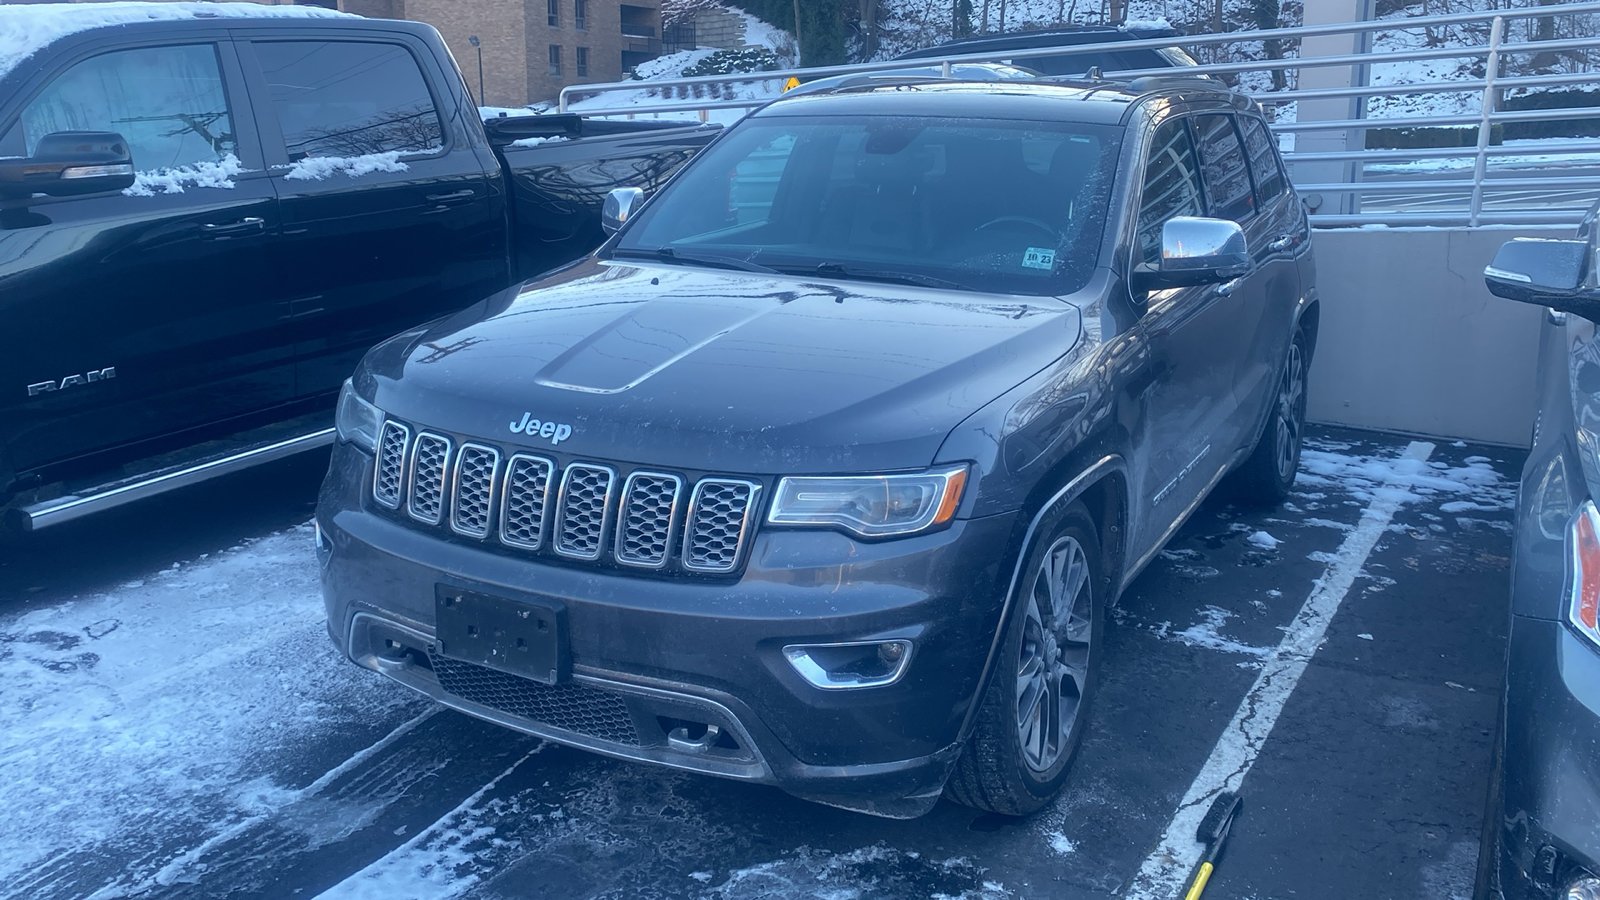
(19, 427), (335, 531)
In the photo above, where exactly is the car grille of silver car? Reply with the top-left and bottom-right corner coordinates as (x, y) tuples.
(375, 418), (760, 574)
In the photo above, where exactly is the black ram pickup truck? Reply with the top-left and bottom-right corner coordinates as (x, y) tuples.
(0, 3), (716, 532)
(317, 75), (1317, 817)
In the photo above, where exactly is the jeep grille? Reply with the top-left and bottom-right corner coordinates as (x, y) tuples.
(371, 419), (761, 574)
(500, 454), (554, 551)
(407, 432), (452, 525)
(683, 479), (761, 573)
(615, 472), (682, 568)
(555, 464), (616, 560)
(373, 420), (410, 509)
(450, 443), (500, 539)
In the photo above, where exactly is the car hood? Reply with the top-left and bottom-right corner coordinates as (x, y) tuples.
(365, 260), (1082, 474)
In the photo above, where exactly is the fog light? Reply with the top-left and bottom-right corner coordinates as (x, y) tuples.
(1568, 876), (1600, 900)
(783, 640), (913, 690)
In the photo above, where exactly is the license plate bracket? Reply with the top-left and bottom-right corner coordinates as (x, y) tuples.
(434, 585), (570, 684)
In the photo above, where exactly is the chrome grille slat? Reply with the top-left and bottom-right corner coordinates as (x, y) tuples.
(683, 479), (761, 573)
(499, 454), (555, 551)
(555, 463), (616, 560)
(373, 420), (410, 509)
(407, 432), (452, 525)
(615, 472), (683, 568)
(450, 443), (500, 539)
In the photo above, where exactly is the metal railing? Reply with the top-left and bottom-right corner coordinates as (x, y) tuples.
(556, 2), (1600, 228)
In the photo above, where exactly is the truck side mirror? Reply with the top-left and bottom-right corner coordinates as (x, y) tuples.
(1132, 216), (1251, 292)
(1484, 238), (1599, 318)
(602, 187), (644, 236)
(0, 131), (136, 199)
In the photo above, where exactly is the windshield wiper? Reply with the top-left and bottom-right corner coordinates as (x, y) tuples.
(798, 262), (966, 291)
(611, 246), (776, 274)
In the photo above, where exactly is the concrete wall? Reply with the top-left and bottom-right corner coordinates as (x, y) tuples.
(1305, 226), (1564, 448)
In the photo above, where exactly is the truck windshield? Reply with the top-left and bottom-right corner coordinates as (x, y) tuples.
(612, 114), (1122, 297)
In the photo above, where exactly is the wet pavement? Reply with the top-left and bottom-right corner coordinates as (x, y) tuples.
(0, 426), (1520, 900)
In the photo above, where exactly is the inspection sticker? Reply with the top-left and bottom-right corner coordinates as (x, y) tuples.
(1022, 247), (1056, 270)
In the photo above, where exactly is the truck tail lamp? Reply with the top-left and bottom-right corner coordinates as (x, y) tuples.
(1569, 501), (1600, 649)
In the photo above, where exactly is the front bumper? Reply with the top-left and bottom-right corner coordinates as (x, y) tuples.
(1497, 614), (1600, 897)
(316, 442), (1019, 816)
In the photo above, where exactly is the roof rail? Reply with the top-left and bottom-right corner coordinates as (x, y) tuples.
(1122, 75), (1227, 93)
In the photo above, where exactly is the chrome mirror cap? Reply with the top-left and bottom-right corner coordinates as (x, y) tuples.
(602, 187), (645, 236)
(1160, 216), (1250, 277)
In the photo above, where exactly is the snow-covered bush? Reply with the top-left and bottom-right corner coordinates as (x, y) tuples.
(680, 46), (782, 76)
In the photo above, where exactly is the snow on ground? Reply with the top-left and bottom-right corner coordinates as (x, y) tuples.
(123, 153), (245, 196)
(0, 525), (423, 898)
(0, 2), (347, 81)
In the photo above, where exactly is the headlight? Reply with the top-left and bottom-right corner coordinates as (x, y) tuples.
(335, 379), (382, 453)
(767, 465), (968, 538)
(1569, 500), (1600, 649)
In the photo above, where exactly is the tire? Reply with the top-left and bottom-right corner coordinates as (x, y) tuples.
(1229, 325), (1309, 507)
(945, 500), (1102, 816)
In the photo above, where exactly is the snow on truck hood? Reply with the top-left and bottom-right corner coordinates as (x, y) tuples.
(0, 2), (351, 82)
(367, 261), (1083, 475)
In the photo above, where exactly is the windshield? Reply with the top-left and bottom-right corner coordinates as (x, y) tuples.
(612, 114), (1122, 296)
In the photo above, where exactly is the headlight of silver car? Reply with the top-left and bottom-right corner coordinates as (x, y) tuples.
(767, 465), (969, 538)
(335, 379), (382, 453)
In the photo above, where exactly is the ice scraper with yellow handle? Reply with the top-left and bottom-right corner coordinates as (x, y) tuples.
(1182, 792), (1242, 900)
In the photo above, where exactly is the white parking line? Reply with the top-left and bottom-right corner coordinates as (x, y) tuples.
(1124, 440), (1435, 899)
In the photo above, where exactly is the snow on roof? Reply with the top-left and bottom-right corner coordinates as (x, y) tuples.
(0, 2), (351, 82)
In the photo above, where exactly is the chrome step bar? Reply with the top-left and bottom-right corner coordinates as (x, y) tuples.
(19, 427), (335, 531)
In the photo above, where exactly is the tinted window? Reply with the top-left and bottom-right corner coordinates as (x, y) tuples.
(1137, 118), (1205, 265)
(1241, 115), (1286, 202)
(1192, 114), (1254, 222)
(11, 44), (234, 171)
(617, 115), (1123, 297)
(254, 41), (442, 161)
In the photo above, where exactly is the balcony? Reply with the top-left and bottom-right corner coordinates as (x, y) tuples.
(620, 23), (656, 38)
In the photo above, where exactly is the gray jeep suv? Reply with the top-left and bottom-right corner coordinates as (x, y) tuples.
(315, 76), (1317, 817)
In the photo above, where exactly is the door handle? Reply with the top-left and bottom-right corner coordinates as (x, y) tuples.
(1215, 277), (1244, 297)
(425, 189), (475, 205)
(1268, 234), (1296, 253)
(200, 217), (265, 237)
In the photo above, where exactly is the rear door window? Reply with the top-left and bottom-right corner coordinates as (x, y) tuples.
(1192, 114), (1255, 222)
(253, 41), (443, 161)
(1240, 115), (1286, 203)
(8, 44), (235, 172)
(1136, 118), (1205, 265)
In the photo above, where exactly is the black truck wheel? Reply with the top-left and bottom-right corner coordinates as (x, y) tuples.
(1229, 325), (1309, 506)
(946, 501), (1102, 816)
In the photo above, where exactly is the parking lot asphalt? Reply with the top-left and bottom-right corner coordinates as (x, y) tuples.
(0, 426), (1521, 900)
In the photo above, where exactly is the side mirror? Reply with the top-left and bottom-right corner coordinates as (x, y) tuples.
(1484, 238), (1598, 316)
(0, 132), (135, 199)
(602, 187), (644, 236)
(1133, 217), (1251, 292)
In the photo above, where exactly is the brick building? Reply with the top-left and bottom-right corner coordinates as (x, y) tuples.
(339, 0), (662, 107)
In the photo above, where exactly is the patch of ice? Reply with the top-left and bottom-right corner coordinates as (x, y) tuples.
(1266, 589), (1283, 598)
(0, 526), (425, 893)
(282, 152), (407, 181)
(123, 153), (246, 196)
(1357, 633), (1374, 641)
(1045, 830), (1076, 856)
(1246, 531), (1281, 550)
(690, 871), (713, 883)
(1168, 607), (1274, 658)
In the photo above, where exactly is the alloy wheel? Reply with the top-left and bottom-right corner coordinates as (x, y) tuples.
(1015, 534), (1093, 773)
(1274, 340), (1306, 482)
